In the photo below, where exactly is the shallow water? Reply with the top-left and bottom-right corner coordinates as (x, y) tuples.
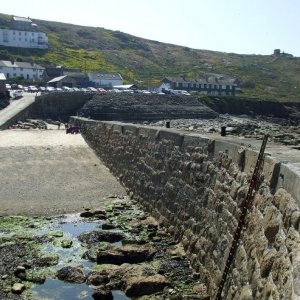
(33, 215), (128, 299)
(32, 278), (130, 299)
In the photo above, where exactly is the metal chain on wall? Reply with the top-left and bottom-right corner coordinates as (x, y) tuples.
(215, 134), (269, 300)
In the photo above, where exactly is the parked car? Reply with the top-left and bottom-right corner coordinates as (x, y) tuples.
(28, 86), (38, 93)
(87, 87), (98, 92)
(97, 88), (107, 93)
(46, 86), (56, 93)
(13, 90), (23, 99)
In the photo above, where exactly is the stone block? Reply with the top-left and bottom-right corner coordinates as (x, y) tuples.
(123, 124), (138, 136)
(156, 130), (184, 146)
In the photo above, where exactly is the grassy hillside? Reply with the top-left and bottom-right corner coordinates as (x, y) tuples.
(0, 13), (300, 102)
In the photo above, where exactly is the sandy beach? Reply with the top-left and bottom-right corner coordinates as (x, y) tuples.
(0, 129), (126, 216)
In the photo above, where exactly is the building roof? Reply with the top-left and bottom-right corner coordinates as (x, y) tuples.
(44, 67), (64, 78)
(64, 71), (88, 79)
(0, 73), (6, 80)
(89, 72), (123, 80)
(162, 75), (237, 86)
(113, 84), (137, 90)
(0, 60), (45, 70)
(13, 16), (32, 23)
(47, 75), (67, 83)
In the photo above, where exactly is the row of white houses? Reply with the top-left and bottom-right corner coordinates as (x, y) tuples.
(0, 60), (124, 87)
(159, 76), (237, 96)
(0, 60), (237, 95)
(0, 60), (44, 81)
(0, 16), (48, 49)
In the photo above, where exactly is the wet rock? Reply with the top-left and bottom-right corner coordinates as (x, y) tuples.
(80, 211), (94, 218)
(11, 283), (26, 294)
(61, 239), (73, 248)
(14, 265), (27, 279)
(46, 230), (64, 238)
(102, 223), (117, 230)
(36, 254), (59, 266)
(57, 266), (86, 283)
(97, 245), (156, 265)
(92, 288), (113, 300)
(78, 230), (124, 244)
(26, 272), (46, 284)
(87, 271), (110, 286)
(93, 209), (107, 220)
(125, 274), (170, 297)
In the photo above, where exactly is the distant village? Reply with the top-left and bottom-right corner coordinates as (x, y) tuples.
(0, 15), (238, 98)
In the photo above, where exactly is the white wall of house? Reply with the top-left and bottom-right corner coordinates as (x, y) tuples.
(158, 82), (171, 92)
(88, 73), (123, 88)
(92, 78), (122, 87)
(0, 29), (48, 49)
(0, 65), (44, 81)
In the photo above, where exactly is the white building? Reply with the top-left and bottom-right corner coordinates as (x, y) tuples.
(0, 16), (48, 49)
(0, 60), (45, 81)
(88, 72), (123, 88)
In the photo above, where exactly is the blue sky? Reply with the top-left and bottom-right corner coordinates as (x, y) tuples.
(1, 0), (299, 56)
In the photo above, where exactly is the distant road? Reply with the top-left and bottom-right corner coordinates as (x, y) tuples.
(0, 93), (36, 128)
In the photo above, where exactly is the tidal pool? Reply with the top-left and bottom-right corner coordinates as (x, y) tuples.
(32, 278), (130, 299)
(32, 214), (128, 299)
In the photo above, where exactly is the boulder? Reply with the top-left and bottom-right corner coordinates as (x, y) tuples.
(97, 245), (156, 265)
(11, 283), (26, 294)
(92, 288), (113, 300)
(125, 274), (170, 297)
(57, 266), (85, 283)
(78, 230), (124, 244)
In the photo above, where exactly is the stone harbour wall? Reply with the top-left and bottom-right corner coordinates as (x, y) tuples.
(73, 117), (300, 299)
(30, 92), (92, 121)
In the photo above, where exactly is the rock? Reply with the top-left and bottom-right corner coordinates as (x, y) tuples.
(36, 254), (59, 266)
(102, 223), (117, 230)
(97, 245), (156, 265)
(87, 271), (110, 286)
(80, 211), (94, 218)
(61, 239), (73, 248)
(14, 265), (26, 279)
(26, 273), (46, 283)
(57, 266), (86, 283)
(78, 230), (124, 244)
(238, 285), (253, 299)
(92, 288), (113, 300)
(125, 274), (170, 297)
(260, 249), (277, 278)
(263, 206), (281, 243)
(11, 283), (26, 294)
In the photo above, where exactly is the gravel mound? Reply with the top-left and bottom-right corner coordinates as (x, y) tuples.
(79, 93), (218, 121)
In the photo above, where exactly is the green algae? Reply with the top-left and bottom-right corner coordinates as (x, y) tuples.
(0, 216), (45, 236)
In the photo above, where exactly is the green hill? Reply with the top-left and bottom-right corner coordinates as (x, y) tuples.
(0, 12), (300, 102)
